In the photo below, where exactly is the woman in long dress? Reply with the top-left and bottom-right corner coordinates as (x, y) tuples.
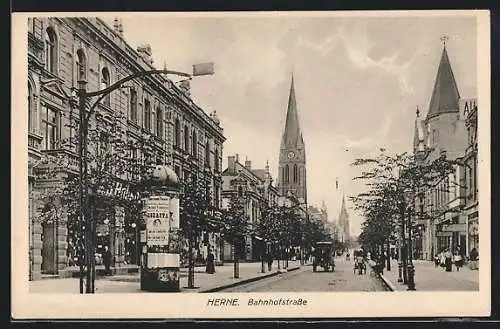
(205, 250), (215, 274)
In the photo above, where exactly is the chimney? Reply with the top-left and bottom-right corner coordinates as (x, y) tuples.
(179, 80), (191, 97)
(113, 18), (124, 37)
(137, 44), (153, 66)
(228, 156), (236, 173)
(245, 160), (252, 170)
(235, 153), (239, 163)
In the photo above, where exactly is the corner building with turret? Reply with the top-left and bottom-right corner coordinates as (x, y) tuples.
(412, 41), (478, 261)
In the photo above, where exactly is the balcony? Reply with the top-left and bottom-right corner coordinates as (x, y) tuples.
(39, 148), (80, 174)
(28, 132), (44, 158)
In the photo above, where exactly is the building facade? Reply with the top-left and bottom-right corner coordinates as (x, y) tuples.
(28, 17), (225, 280)
(462, 99), (479, 255)
(221, 155), (279, 261)
(412, 42), (476, 261)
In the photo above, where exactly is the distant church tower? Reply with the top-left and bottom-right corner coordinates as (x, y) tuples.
(278, 74), (307, 203)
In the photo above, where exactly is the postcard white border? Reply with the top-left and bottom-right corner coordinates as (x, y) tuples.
(11, 10), (491, 319)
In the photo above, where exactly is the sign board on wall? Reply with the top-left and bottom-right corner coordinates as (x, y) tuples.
(145, 196), (171, 246)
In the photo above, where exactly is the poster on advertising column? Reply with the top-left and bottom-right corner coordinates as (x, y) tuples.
(145, 196), (170, 246)
(169, 197), (179, 229)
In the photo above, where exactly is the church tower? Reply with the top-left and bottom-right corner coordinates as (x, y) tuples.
(278, 74), (307, 203)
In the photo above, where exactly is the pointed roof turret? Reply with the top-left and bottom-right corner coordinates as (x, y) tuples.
(426, 40), (461, 120)
(413, 106), (425, 152)
(281, 74), (304, 148)
(338, 194), (349, 223)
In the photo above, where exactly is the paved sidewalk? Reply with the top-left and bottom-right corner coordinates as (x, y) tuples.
(29, 260), (303, 293)
(380, 259), (479, 291)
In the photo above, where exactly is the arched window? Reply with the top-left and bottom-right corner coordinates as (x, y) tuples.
(293, 164), (298, 183)
(284, 164), (289, 183)
(191, 129), (197, 156)
(156, 107), (163, 138)
(205, 140), (210, 167)
(44, 27), (57, 74)
(174, 118), (180, 147)
(214, 148), (219, 172)
(101, 68), (111, 106)
(144, 99), (151, 131)
(76, 49), (86, 81)
(28, 82), (33, 133)
(184, 125), (189, 151)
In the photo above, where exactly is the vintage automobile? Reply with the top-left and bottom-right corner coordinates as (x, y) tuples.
(313, 241), (335, 272)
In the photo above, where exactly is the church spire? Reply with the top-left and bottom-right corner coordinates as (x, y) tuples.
(426, 37), (461, 120)
(281, 74), (304, 148)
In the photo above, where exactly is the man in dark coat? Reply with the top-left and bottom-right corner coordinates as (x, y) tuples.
(103, 246), (112, 276)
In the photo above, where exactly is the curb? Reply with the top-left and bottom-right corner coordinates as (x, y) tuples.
(365, 261), (395, 292)
(378, 273), (397, 292)
(199, 266), (301, 293)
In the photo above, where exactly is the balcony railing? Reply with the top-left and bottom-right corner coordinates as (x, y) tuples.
(28, 132), (43, 154)
(40, 148), (80, 173)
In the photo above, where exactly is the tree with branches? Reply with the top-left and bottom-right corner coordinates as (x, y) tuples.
(31, 105), (157, 292)
(220, 193), (250, 278)
(350, 150), (455, 287)
(179, 174), (214, 288)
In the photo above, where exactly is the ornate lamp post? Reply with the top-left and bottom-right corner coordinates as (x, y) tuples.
(76, 66), (213, 293)
(406, 206), (416, 291)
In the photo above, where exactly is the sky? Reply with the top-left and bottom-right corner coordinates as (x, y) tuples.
(101, 13), (477, 236)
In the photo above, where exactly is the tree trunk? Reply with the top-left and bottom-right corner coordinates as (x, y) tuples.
(386, 239), (391, 271)
(233, 240), (239, 278)
(188, 227), (195, 288)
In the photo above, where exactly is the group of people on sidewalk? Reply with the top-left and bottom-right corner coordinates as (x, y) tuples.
(434, 247), (479, 272)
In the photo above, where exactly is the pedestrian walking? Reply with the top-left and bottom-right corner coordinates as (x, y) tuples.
(205, 249), (215, 274)
(470, 247), (479, 270)
(103, 246), (112, 276)
(454, 250), (463, 271)
(444, 249), (453, 272)
(439, 250), (446, 270)
(267, 252), (273, 271)
(434, 253), (440, 267)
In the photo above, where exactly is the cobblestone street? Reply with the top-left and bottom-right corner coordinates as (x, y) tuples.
(220, 256), (387, 292)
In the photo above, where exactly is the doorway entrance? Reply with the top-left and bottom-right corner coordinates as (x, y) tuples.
(41, 221), (57, 274)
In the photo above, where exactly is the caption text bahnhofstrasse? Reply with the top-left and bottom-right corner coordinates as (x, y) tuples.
(207, 298), (308, 307)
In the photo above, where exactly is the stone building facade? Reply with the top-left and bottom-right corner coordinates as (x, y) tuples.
(27, 17), (224, 280)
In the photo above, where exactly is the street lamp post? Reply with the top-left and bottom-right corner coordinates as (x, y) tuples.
(406, 209), (416, 290)
(76, 67), (212, 293)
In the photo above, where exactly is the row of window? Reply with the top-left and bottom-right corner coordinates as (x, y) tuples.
(173, 118), (221, 170)
(34, 26), (222, 171)
(281, 164), (301, 184)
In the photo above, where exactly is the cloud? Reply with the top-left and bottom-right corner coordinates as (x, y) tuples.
(297, 32), (342, 56)
(336, 24), (421, 95)
(332, 117), (392, 150)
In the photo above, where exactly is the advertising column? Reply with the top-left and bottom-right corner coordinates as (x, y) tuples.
(141, 195), (181, 292)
